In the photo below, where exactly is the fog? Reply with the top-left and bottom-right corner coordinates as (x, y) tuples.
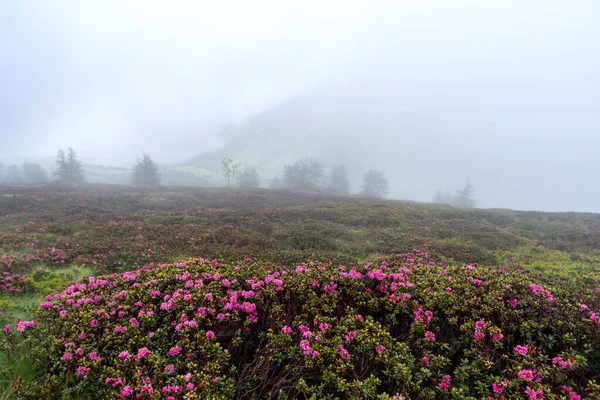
(1, 0), (599, 212)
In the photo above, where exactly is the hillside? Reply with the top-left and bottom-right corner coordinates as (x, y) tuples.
(1, 183), (599, 399)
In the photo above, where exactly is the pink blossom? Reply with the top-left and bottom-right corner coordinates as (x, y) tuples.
(206, 330), (215, 340)
(282, 325), (291, 334)
(121, 386), (133, 397)
(345, 330), (357, 342)
(525, 386), (544, 400)
(62, 352), (73, 361)
(562, 386), (581, 400)
(169, 346), (182, 356)
(114, 325), (127, 334)
(16, 320), (35, 332)
(514, 345), (528, 356)
(137, 347), (152, 359)
(338, 345), (350, 360)
(319, 323), (329, 332)
(164, 364), (175, 374)
(518, 369), (535, 381)
(425, 331), (436, 341)
(493, 380), (507, 393)
(375, 344), (386, 354)
(439, 375), (451, 389)
(422, 356), (430, 366)
(474, 330), (485, 341)
(118, 351), (131, 360)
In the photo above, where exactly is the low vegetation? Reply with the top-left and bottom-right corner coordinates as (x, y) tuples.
(1, 184), (599, 399)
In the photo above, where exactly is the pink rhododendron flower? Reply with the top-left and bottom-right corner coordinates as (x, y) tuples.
(525, 386), (544, 400)
(206, 330), (215, 340)
(493, 380), (508, 393)
(345, 330), (357, 342)
(114, 325), (127, 333)
(121, 386), (133, 397)
(338, 345), (350, 360)
(514, 345), (528, 356)
(137, 347), (151, 359)
(425, 331), (436, 341)
(282, 325), (291, 334)
(439, 375), (451, 389)
(518, 369), (535, 381)
(169, 346), (181, 356)
(474, 330), (485, 341)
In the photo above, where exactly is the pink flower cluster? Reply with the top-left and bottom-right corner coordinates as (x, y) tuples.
(514, 345), (528, 356)
(525, 386), (544, 400)
(439, 375), (451, 389)
(552, 356), (576, 370)
(474, 320), (487, 341)
(16, 320), (36, 332)
(562, 386), (582, 400)
(529, 283), (554, 302)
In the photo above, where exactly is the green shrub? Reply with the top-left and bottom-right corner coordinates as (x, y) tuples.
(9, 251), (599, 399)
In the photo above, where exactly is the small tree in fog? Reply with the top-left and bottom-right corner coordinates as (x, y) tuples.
(55, 148), (85, 183)
(284, 158), (323, 190)
(359, 168), (389, 198)
(237, 166), (260, 188)
(22, 162), (48, 183)
(132, 152), (161, 185)
(269, 176), (285, 189)
(433, 189), (454, 204)
(6, 165), (23, 183)
(455, 178), (476, 208)
(221, 157), (239, 188)
(327, 165), (350, 195)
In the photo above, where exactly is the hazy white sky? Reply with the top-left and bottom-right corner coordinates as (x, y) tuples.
(1, 0), (599, 210)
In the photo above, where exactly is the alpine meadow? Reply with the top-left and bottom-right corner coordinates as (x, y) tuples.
(1, 1), (600, 399)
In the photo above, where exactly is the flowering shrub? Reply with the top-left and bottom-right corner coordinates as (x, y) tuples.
(9, 251), (600, 399)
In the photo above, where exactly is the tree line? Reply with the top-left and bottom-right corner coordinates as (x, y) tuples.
(223, 156), (389, 199)
(1, 149), (476, 207)
(432, 179), (476, 208)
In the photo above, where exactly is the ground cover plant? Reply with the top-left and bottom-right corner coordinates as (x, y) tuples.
(1, 183), (600, 399)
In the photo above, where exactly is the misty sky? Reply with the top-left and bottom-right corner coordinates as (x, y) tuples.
(1, 1), (599, 212)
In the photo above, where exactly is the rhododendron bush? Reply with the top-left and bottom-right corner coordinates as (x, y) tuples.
(9, 251), (600, 399)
